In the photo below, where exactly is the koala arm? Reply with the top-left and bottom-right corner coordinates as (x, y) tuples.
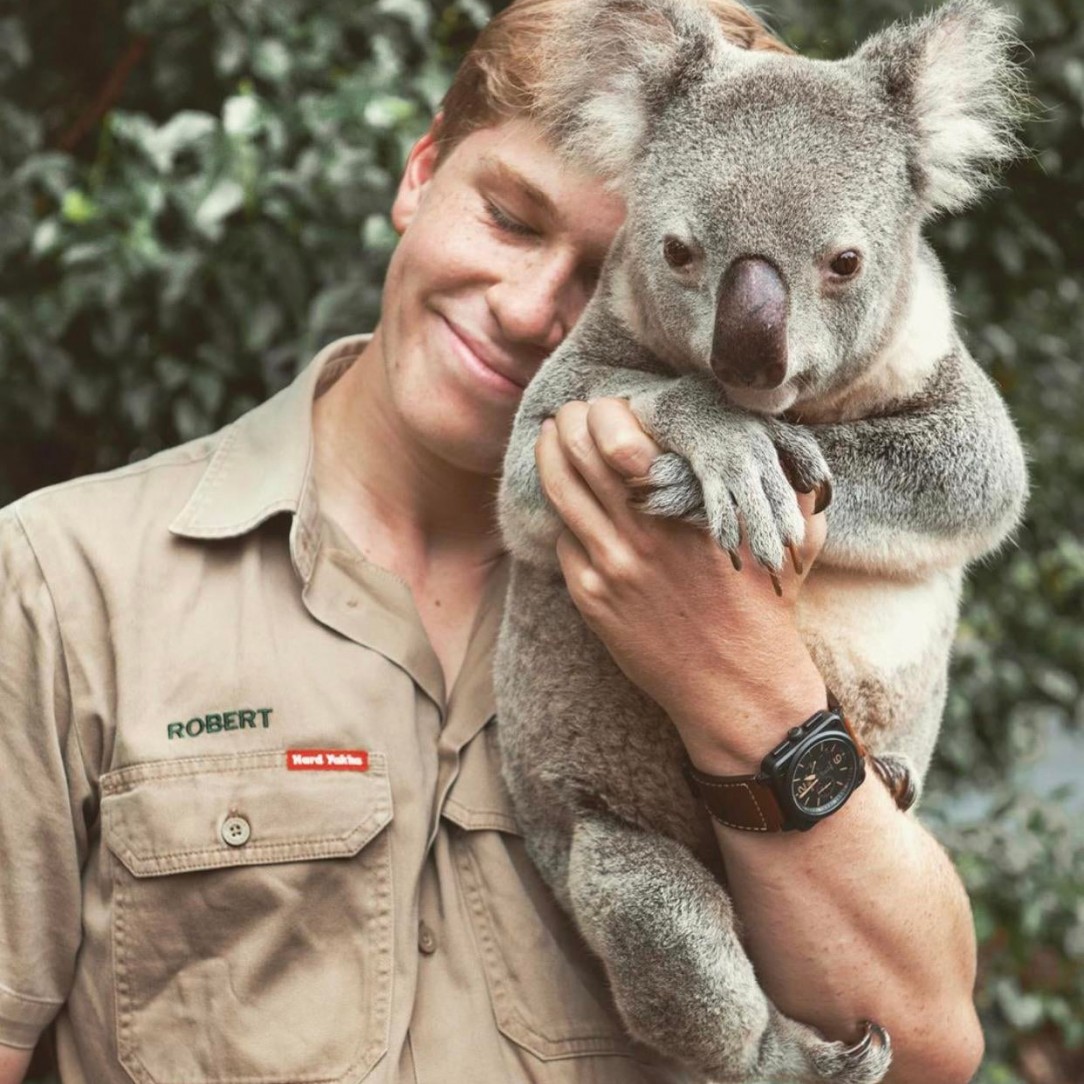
(806, 348), (1028, 578)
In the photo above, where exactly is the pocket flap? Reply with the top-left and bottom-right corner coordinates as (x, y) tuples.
(442, 718), (521, 835)
(102, 749), (392, 877)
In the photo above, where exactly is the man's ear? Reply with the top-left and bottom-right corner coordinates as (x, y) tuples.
(390, 114), (444, 235)
(856, 0), (1025, 216)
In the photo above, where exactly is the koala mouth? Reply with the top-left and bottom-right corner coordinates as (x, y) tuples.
(720, 379), (800, 419)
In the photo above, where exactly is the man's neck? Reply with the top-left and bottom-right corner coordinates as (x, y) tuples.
(311, 331), (506, 580)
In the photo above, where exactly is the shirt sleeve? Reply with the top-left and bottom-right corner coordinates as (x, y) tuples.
(0, 506), (89, 1049)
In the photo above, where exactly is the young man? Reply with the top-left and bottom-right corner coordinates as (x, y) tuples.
(0, 1), (983, 1081)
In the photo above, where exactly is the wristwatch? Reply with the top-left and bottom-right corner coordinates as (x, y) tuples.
(684, 696), (868, 833)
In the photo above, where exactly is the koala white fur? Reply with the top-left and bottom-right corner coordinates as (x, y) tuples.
(495, 1), (1029, 1081)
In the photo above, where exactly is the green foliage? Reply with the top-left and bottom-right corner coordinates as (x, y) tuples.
(3, 1), (1082, 1081)
(0, 0), (492, 498)
(929, 791), (1084, 1082)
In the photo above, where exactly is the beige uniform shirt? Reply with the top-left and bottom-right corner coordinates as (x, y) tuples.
(0, 337), (682, 1083)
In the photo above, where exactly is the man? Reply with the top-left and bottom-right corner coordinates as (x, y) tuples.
(0, 1), (983, 1081)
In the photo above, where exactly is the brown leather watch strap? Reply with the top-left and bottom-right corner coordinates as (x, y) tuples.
(684, 692), (916, 831)
(683, 764), (789, 832)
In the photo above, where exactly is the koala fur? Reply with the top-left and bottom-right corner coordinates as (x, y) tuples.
(494, 1), (1029, 1081)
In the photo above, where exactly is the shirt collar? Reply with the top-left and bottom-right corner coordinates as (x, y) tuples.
(169, 335), (369, 580)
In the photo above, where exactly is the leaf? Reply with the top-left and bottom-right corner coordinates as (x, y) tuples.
(223, 95), (260, 138)
(30, 219), (60, 257)
(61, 190), (96, 224)
(363, 95), (417, 130)
(145, 111), (218, 173)
(194, 179), (245, 238)
(253, 39), (291, 83)
(375, 0), (432, 39)
(994, 980), (1045, 1031)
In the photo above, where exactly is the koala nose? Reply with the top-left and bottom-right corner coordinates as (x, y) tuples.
(711, 257), (789, 389)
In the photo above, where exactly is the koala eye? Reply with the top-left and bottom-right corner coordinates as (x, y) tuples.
(663, 236), (695, 270)
(829, 250), (862, 278)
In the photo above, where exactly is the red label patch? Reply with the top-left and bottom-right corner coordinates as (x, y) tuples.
(286, 749), (369, 772)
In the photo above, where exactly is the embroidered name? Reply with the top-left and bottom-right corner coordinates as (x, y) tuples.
(286, 749), (369, 772)
(166, 708), (273, 740)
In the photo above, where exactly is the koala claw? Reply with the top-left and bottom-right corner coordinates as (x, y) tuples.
(787, 542), (805, 576)
(622, 405), (829, 573)
(808, 1019), (893, 1084)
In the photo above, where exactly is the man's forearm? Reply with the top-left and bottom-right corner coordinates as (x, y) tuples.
(715, 775), (982, 1083)
(673, 670), (983, 1084)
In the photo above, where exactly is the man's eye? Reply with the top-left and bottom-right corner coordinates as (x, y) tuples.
(484, 199), (537, 238)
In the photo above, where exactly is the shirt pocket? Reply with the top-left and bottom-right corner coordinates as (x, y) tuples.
(443, 720), (636, 1064)
(100, 748), (393, 1084)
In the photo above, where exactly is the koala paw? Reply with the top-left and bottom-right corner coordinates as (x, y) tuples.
(765, 418), (834, 500)
(627, 453), (706, 523)
(870, 752), (921, 811)
(806, 1019), (894, 1084)
(628, 414), (830, 575)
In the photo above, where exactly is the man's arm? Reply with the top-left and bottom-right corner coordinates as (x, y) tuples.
(0, 510), (87, 1059)
(0, 1045), (31, 1084)
(675, 656), (983, 1084)
(534, 397), (984, 1084)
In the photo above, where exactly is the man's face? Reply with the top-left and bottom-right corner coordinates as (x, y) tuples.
(378, 117), (626, 475)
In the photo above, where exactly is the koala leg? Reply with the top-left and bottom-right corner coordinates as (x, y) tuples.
(566, 812), (892, 1084)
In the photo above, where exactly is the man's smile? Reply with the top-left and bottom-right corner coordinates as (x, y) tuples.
(440, 314), (529, 397)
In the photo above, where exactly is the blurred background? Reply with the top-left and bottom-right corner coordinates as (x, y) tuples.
(1, 0), (1081, 1080)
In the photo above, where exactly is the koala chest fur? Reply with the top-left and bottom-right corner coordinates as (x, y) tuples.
(796, 564), (963, 780)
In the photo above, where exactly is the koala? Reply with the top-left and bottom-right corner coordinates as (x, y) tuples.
(494, 1), (1028, 1082)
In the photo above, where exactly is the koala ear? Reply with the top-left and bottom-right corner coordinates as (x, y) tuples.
(535, 0), (723, 180)
(857, 0), (1025, 215)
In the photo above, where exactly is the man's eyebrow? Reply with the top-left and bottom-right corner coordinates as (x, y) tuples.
(481, 155), (558, 221)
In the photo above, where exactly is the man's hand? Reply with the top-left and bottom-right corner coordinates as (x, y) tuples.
(534, 396), (828, 771)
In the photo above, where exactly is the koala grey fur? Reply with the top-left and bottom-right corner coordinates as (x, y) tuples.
(494, 1), (1028, 1082)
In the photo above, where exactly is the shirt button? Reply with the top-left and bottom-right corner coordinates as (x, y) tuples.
(221, 815), (251, 847)
(418, 920), (437, 955)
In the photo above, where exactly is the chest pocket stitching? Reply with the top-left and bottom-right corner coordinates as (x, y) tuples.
(441, 796), (520, 835)
(102, 751), (394, 1084)
(103, 751), (390, 876)
(100, 747), (326, 790)
(440, 719), (522, 836)
(454, 832), (634, 1059)
(442, 728), (634, 1061)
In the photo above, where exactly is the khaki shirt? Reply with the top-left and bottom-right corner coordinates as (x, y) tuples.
(0, 336), (683, 1083)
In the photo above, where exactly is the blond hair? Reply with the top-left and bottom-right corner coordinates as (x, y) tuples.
(435, 0), (792, 164)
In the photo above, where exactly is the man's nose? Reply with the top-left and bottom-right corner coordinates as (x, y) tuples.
(486, 252), (582, 352)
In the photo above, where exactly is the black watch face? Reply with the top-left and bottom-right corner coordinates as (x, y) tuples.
(789, 735), (859, 817)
